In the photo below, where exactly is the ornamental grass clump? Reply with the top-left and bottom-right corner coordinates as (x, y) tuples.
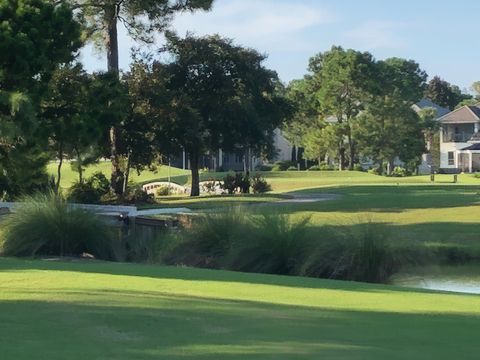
(164, 208), (247, 269)
(0, 193), (113, 260)
(226, 213), (311, 275)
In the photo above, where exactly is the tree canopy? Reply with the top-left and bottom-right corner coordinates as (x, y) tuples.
(138, 33), (291, 196)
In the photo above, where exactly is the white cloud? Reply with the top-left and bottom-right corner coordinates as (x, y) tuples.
(170, 0), (336, 50)
(344, 21), (407, 50)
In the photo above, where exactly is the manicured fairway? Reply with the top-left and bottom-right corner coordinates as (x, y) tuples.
(47, 161), (189, 189)
(1, 258), (480, 360)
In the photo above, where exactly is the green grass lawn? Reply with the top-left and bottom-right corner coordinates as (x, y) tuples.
(47, 161), (189, 189)
(2, 257), (480, 360)
(48, 161), (480, 193)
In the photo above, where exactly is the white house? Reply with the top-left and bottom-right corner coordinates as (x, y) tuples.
(439, 104), (480, 172)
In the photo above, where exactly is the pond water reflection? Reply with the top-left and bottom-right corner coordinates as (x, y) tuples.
(393, 265), (480, 295)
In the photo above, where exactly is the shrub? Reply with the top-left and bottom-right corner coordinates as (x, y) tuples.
(201, 179), (218, 194)
(222, 174), (237, 194)
(251, 174), (272, 194)
(390, 167), (407, 177)
(227, 214), (311, 275)
(319, 162), (335, 171)
(474, 172), (480, 179)
(256, 164), (274, 172)
(301, 223), (398, 283)
(353, 164), (364, 172)
(67, 172), (110, 204)
(123, 186), (154, 204)
(286, 166), (298, 171)
(165, 209), (247, 269)
(368, 167), (381, 175)
(236, 172), (251, 194)
(156, 185), (172, 196)
(271, 160), (296, 171)
(310, 162), (335, 171)
(0, 193), (114, 260)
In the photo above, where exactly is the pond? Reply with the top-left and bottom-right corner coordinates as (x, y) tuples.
(393, 265), (480, 294)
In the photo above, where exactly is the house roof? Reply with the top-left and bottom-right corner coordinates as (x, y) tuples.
(412, 99), (450, 118)
(460, 143), (480, 151)
(438, 105), (480, 124)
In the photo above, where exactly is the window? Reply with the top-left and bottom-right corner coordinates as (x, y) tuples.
(448, 152), (455, 166)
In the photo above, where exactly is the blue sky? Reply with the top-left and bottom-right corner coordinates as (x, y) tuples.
(80, 0), (480, 91)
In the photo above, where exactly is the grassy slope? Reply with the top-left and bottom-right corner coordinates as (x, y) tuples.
(48, 161), (480, 193)
(1, 257), (480, 360)
(47, 161), (189, 189)
(47, 162), (480, 245)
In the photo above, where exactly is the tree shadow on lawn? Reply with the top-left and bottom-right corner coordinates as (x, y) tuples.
(269, 185), (480, 213)
(2, 294), (480, 359)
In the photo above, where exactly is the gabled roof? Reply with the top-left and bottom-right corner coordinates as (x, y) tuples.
(412, 99), (450, 118)
(461, 143), (480, 151)
(438, 105), (480, 124)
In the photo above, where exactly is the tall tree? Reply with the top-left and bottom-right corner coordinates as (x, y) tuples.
(147, 33), (290, 196)
(307, 46), (377, 170)
(0, 0), (81, 198)
(63, 0), (214, 193)
(425, 76), (471, 110)
(354, 58), (427, 174)
(39, 64), (104, 191)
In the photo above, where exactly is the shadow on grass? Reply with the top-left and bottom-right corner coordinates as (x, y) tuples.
(267, 185), (480, 213)
(1, 294), (480, 359)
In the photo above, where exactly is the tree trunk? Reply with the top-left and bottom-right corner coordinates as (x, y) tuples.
(387, 159), (395, 176)
(122, 150), (131, 194)
(348, 137), (355, 170)
(74, 147), (83, 184)
(339, 147), (345, 171)
(190, 152), (200, 197)
(55, 142), (64, 194)
(105, 4), (123, 194)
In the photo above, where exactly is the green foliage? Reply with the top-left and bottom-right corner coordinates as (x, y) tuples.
(256, 164), (274, 171)
(155, 185), (172, 196)
(308, 162), (335, 171)
(0, 0), (82, 90)
(286, 166), (298, 171)
(123, 186), (154, 204)
(0, 193), (113, 259)
(0, 0), (82, 198)
(67, 172), (110, 204)
(390, 167), (408, 177)
(221, 173), (251, 194)
(301, 223), (398, 283)
(251, 174), (272, 194)
(221, 174), (237, 194)
(425, 76), (472, 110)
(141, 33), (291, 195)
(165, 210), (247, 269)
(227, 214), (311, 275)
(271, 160), (296, 171)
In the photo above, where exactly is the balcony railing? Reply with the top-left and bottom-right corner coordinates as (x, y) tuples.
(443, 133), (473, 143)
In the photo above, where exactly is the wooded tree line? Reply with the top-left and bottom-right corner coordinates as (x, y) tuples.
(0, 0), (291, 199)
(1, 0), (477, 200)
(283, 46), (475, 174)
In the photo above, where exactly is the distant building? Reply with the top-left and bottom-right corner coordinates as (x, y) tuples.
(438, 104), (480, 172)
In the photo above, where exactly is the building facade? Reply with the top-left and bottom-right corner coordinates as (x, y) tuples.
(439, 105), (480, 172)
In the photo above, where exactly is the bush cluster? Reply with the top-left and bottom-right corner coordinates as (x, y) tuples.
(0, 193), (114, 259)
(309, 162), (335, 171)
(221, 172), (271, 194)
(67, 172), (110, 204)
(163, 210), (400, 284)
(271, 161), (296, 171)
